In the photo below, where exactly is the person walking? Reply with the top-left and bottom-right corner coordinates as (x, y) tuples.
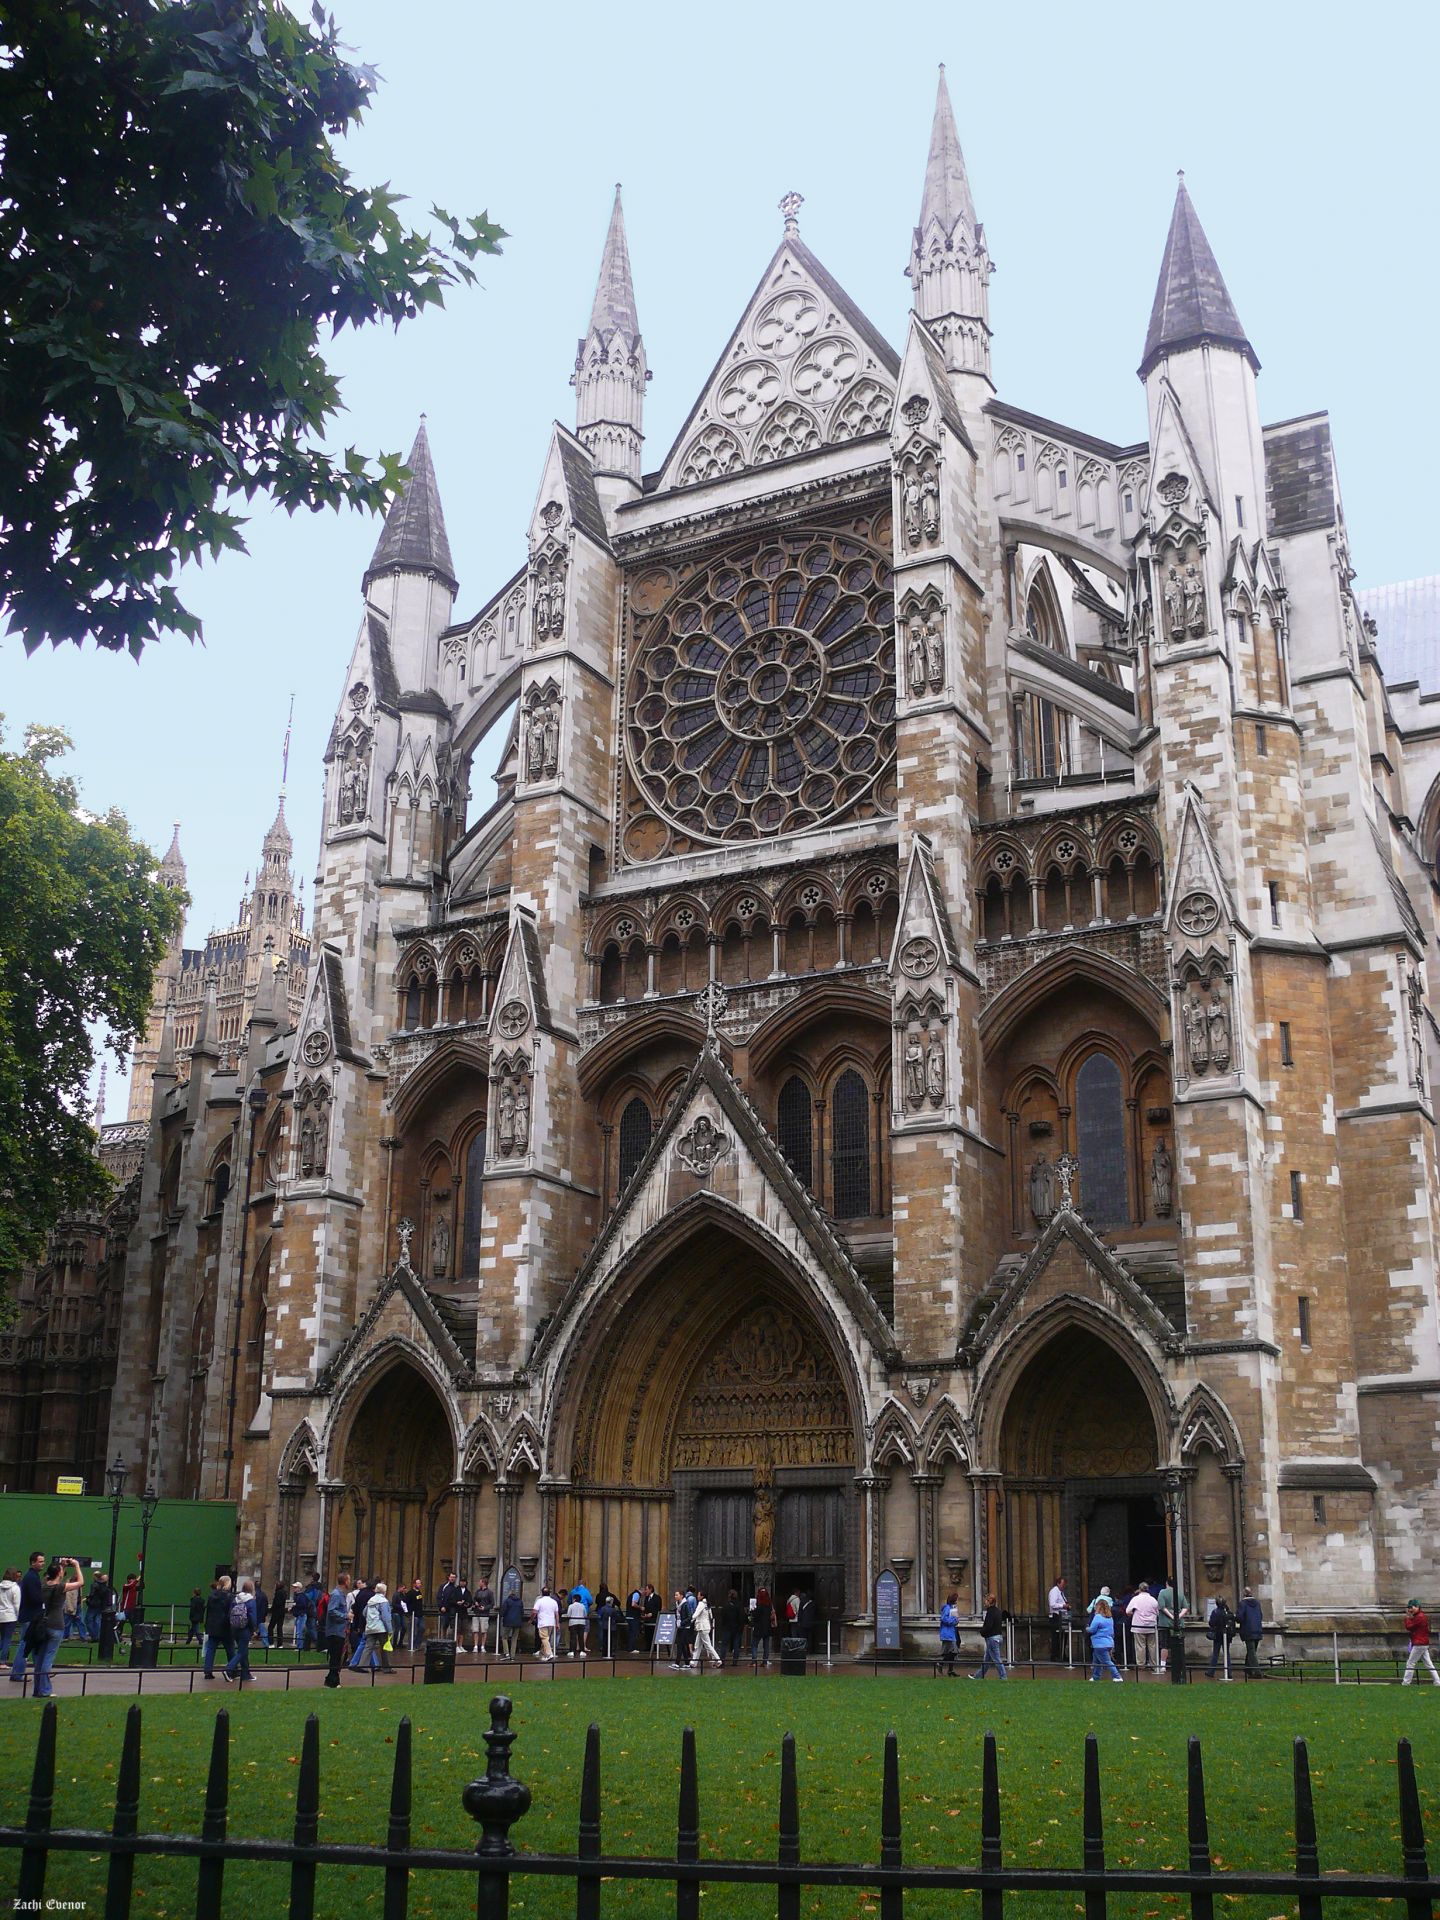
(532, 1586), (560, 1661)
(1204, 1595), (1235, 1677)
(1402, 1600), (1440, 1685)
(117, 1572), (140, 1641)
(688, 1591), (722, 1670)
(182, 1587), (205, 1647)
(472, 1574), (496, 1655)
(673, 1588), (695, 1668)
(202, 1577), (235, 1680)
(938, 1591), (960, 1675)
(970, 1594), (1009, 1680)
(85, 1569), (114, 1646)
(23, 1559), (84, 1698)
(751, 1588), (775, 1668)
(596, 1591), (622, 1658)
(323, 1573), (352, 1687)
(500, 1584), (525, 1660)
(437, 1574), (460, 1642)
(1235, 1587), (1265, 1676)
(359, 1582), (394, 1673)
(717, 1590), (745, 1667)
(1087, 1597), (1124, 1682)
(1047, 1576), (1070, 1662)
(1125, 1583), (1160, 1675)
(1157, 1578), (1187, 1674)
(8, 1554), (47, 1683)
(267, 1581), (287, 1649)
(253, 1580), (271, 1649)
(0, 1568), (21, 1664)
(223, 1579), (258, 1683)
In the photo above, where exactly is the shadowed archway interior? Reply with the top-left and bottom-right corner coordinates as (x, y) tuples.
(336, 1361), (456, 1594)
(995, 1327), (1162, 1615)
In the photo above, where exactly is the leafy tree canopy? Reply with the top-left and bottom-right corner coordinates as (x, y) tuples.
(0, 0), (504, 657)
(0, 721), (185, 1278)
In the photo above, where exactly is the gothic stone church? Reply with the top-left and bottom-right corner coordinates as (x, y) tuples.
(99, 74), (1440, 1644)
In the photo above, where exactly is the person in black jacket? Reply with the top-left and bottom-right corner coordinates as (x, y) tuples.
(717, 1590), (745, 1666)
(795, 1591), (816, 1652)
(183, 1588), (205, 1646)
(969, 1595), (1011, 1680)
(267, 1582), (287, 1647)
(7, 1554), (47, 1683)
(1205, 1595), (1236, 1677)
(202, 1578), (236, 1679)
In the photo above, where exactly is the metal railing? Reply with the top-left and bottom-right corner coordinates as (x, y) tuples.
(2, 1694), (1437, 1918)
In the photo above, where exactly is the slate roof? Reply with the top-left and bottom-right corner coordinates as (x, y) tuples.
(365, 419), (458, 592)
(1360, 576), (1440, 691)
(558, 432), (610, 549)
(1140, 178), (1256, 377)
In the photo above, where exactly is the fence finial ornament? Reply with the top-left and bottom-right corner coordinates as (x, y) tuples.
(463, 1694), (532, 1857)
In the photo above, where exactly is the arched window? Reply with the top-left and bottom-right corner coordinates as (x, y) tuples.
(461, 1131), (486, 1278)
(1076, 1052), (1128, 1228)
(831, 1069), (871, 1218)
(777, 1076), (813, 1189)
(617, 1097), (653, 1192)
(211, 1160), (231, 1213)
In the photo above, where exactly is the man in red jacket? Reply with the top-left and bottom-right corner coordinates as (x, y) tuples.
(1402, 1601), (1439, 1685)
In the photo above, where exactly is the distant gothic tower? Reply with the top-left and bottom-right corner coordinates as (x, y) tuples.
(91, 74), (1440, 1651)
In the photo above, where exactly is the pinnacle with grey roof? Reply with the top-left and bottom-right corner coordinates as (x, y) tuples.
(584, 185), (641, 346)
(910, 63), (976, 254)
(1140, 175), (1257, 378)
(364, 418), (458, 593)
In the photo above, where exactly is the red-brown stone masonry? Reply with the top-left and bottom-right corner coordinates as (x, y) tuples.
(1235, 719), (1313, 927)
(891, 1129), (989, 1354)
(1172, 1094), (1259, 1342)
(1359, 1385), (1440, 1602)
(1250, 949), (1358, 1454)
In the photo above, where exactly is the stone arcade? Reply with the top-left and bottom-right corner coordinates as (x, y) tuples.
(17, 75), (1440, 1650)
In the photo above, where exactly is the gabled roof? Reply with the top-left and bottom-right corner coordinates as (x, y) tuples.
(1140, 177), (1257, 379)
(365, 418), (458, 593)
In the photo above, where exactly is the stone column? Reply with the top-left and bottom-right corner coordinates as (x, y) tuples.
(911, 1472), (943, 1615)
(854, 1473), (889, 1620)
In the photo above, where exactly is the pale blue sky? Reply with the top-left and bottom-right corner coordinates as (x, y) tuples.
(8, 0), (1435, 1117)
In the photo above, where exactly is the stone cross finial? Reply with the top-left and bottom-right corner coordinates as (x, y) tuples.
(695, 979), (728, 1042)
(1054, 1153), (1079, 1212)
(779, 191), (804, 237)
(396, 1216), (415, 1269)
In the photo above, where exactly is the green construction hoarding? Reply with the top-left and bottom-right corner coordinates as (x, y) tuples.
(0, 1489), (238, 1617)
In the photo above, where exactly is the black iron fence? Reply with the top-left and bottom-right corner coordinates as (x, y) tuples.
(2, 1693), (1437, 1917)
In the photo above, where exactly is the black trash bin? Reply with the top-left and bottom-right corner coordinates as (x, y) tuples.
(128, 1622), (163, 1670)
(424, 1639), (456, 1685)
(780, 1636), (809, 1677)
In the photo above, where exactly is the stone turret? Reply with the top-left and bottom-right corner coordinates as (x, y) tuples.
(905, 65), (993, 403)
(363, 418), (457, 689)
(572, 185), (648, 514)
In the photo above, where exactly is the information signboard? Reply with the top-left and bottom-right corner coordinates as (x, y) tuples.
(55, 1476), (85, 1496)
(875, 1569), (902, 1651)
(654, 1610), (678, 1649)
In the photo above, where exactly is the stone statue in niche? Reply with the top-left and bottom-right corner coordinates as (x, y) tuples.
(532, 552), (567, 644)
(1183, 561), (1206, 636)
(512, 1075), (531, 1153)
(338, 750), (369, 825)
(396, 1217), (415, 1267)
(920, 462), (941, 541)
(925, 1025), (945, 1107)
(925, 610), (944, 692)
(1408, 969), (1427, 1091)
(1029, 1154), (1054, 1226)
(299, 1111), (317, 1179)
(497, 1078), (516, 1156)
(752, 1477), (775, 1562)
(907, 615), (927, 697)
(1206, 985), (1231, 1070)
(1183, 990), (1210, 1074)
(902, 467), (924, 548)
(904, 1027), (926, 1110)
(1163, 565), (1185, 642)
(1151, 1139), (1173, 1217)
(431, 1213), (450, 1279)
(526, 711), (545, 781)
(542, 702), (559, 776)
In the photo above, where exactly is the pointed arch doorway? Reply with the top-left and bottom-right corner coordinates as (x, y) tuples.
(993, 1326), (1166, 1612)
(334, 1360), (457, 1593)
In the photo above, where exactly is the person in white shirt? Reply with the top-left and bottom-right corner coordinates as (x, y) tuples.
(532, 1586), (560, 1661)
(1125, 1582), (1161, 1673)
(565, 1591), (589, 1657)
(688, 1591), (721, 1669)
(1047, 1577), (1069, 1661)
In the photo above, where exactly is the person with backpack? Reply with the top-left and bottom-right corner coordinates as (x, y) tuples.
(938, 1590), (960, 1675)
(223, 1579), (258, 1682)
(1205, 1594), (1236, 1677)
(353, 1581), (394, 1674)
(202, 1577), (236, 1680)
(500, 1583), (526, 1659)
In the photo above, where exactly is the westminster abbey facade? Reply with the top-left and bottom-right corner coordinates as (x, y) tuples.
(24, 74), (1440, 1647)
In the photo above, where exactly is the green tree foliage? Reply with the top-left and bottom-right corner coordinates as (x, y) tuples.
(0, 722), (184, 1275)
(0, 0), (504, 657)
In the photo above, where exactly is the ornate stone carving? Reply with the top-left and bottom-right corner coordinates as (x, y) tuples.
(335, 724), (372, 826)
(900, 450), (941, 549)
(496, 999), (530, 1040)
(1054, 1152), (1079, 1212)
(396, 1216), (415, 1268)
(495, 1055), (532, 1159)
(925, 1024), (945, 1107)
(671, 1305), (851, 1471)
(1409, 968), (1427, 1092)
(906, 612), (927, 698)
(753, 289), (820, 359)
(530, 544), (567, 646)
(349, 681), (369, 712)
(695, 979), (729, 1035)
(675, 1114), (731, 1176)
(752, 1464), (775, 1561)
(431, 1212), (450, 1280)
(1182, 974), (1233, 1076)
(1150, 1138), (1174, 1217)
(294, 1076), (330, 1181)
(900, 395), (930, 428)
(793, 336), (860, 408)
(1162, 549), (1208, 642)
(903, 1026), (926, 1110)
(523, 681), (562, 783)
(1176, 891), (1220, 938)
(1156, 471), (1190, 506)
(301, 1029), (332, 1067)
(898, 935), (939, 979)
(1029, 1154), (1054, 1226)
(905, 1376), (932, 1408)
(718, 358), (782, 428)
(677, 425), (743, 487)
(925, 607), (945, 693)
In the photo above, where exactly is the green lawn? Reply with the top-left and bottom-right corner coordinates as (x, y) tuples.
(1, 1676), (1437, 1917)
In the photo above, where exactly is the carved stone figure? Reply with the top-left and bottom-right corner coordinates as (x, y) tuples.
(1206, 987), (1231, 1070)
(541, 702), (560, 778)
(902, 468), (923, 548)
(497, 1079), (516, 1156)
(512, 1076), (531, 1154)
(920, 462), (941, 541)
(1029, 1154), (1053, 1225)
(1409, 969), (1427, 1090)
(1184, 990), (1209, 1073)
(351, 756), (369, 818)
(925, 610), (945, 692)
(430, 1213), (450, 1279)
(1151, 1139), (1173, 1217)
(1054, 1152), (1079, 1212)
(526, 712), (546, 782)
(904, 1028), (926, 1109)
(1183, 561), (1206, 635)
(676, 1114), (731, 1176)
(1163, 565), (1185, 641)
(299, 1112), (317, 1179)
(752, 1485), (775, 1561)
(397, 1217), (415, 1268)
(907, 615), (927, 697)
(925, 1026), (945, 1106)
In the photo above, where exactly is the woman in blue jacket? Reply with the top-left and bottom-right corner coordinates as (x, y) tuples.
(1087, 1597), (1124, 1682)
(938, 1591), (959, 1675)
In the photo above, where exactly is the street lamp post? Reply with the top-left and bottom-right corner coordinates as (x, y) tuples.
(1165, 1479), (1188, 1685)
(100, 1454), (127, 1663)
(135, 1486), (160, 1625)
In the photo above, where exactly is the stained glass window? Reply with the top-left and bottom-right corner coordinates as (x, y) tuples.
(778, 1076), (813, 1189)
(1076, 1053), (1128, 1228)
(461, 1131), (486, 1277)
(618, 1097), (653, 1192)
(831, 1069), (871, 1218)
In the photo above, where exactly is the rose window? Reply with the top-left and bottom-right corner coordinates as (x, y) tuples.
(627, 529), (895, 844)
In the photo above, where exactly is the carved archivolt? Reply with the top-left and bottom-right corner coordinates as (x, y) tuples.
(671, 1304), (852, 1471)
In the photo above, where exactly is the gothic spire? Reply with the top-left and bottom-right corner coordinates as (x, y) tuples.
(574, 186), (648, 493)
(159, 821), (186, 886)
(262, 793), (292, 856)
(364, 417), (458, 593)
(905, 65), (992, 389)
(1140, 175), (1257, 378)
